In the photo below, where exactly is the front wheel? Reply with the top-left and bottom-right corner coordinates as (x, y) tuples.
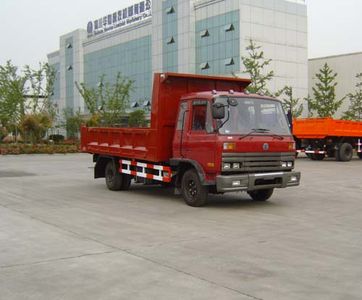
(248, 188), (274, 201)
(181, 169), (208, 207)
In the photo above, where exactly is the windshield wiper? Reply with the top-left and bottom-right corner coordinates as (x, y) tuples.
(239, 128), (284, 140)
(238, 128), (261, 140)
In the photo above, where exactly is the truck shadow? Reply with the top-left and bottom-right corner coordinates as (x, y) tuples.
(296, 155), (361, 162)
(128, 183), (276, 209)
(207, 194), (275, 208)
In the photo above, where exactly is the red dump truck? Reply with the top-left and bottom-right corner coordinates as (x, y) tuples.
(81, 73), (300, 206)
(293, 118), (362, 161)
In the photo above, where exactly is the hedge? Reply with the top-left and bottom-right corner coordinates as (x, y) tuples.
(0, 143), (80, 155)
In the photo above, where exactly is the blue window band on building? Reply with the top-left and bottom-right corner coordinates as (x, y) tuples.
(65, 36), (74, 110)
(84, 36), (152, 107)
(196, 10), (240, 75)
(162, 0), (178, 72)
(50, 63), (60, 102)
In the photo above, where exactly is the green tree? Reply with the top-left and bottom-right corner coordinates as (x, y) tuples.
(342, 73), (362, 120)
(308, 63), (344, 117)
(0, 61), (56, 142)
(0, 61), (27, 133)
(24, 63), (56, 116)
(62, 108), (84, 139)
(20, 113), (52, 143)
(76, 73), (133, 126)
(239, 39), (274, 95)
(128, 110), (147, 127)
(280, 86), (303, 118)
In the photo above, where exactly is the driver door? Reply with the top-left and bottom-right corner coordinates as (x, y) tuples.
(183, 100), (217, 176)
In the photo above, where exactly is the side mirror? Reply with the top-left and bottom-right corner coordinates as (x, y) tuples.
(212, 103), (225, 119)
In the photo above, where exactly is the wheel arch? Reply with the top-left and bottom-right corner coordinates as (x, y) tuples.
(170, 159), (208, 187)
(94, 155), (118, 179)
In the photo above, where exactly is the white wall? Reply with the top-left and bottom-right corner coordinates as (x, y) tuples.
(309, 52), (362, 118)
(194, 0), (308, 114)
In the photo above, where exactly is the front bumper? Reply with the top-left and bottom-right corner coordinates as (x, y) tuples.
(216, 171), (301, 193)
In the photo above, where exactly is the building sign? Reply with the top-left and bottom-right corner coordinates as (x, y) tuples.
(87, 0), (152, 37)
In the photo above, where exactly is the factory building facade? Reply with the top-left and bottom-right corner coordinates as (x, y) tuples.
(47, 0), (308, 116)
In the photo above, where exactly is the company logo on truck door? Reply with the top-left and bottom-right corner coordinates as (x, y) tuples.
(263, 143), (269, 151)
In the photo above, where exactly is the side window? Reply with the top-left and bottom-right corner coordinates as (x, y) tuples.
(192, 100), (207, 131)
(176, 102), (188, 130)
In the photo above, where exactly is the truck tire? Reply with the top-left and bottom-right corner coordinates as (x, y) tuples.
(338, 143), (353, 161)
(105, 161), (131, 191)
(248, 188), (274, 201)
(121, 174), (132, 190)
(181, 169), (208, 207)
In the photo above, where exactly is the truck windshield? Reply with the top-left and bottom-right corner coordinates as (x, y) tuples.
(215, 97), (291, 135)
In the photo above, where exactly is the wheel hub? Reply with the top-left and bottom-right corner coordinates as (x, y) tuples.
(188, 180), (197, 197)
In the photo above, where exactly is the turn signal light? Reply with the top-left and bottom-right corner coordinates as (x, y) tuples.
(223, 142), (236, 151)
(289, 142), (296, 150)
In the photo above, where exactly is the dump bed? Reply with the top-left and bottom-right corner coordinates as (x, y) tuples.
(81, 72), (250, 163)
(293, 118), (362, 139)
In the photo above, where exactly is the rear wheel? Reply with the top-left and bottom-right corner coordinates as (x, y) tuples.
(105, 160), (131, 191)
(337, 143), (353, 161)
(248, 188), (274, 201)
(357, 152), (362, 159)
(181, 169), (208, 207)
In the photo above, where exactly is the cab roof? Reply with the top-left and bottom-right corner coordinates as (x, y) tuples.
(181, 91), (281, 102)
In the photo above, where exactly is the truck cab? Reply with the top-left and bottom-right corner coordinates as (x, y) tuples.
(171, 91), (300, 206)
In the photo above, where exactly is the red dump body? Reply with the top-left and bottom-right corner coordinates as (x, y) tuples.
(81, 73), (250, 163)
(293, 118), (362, 139)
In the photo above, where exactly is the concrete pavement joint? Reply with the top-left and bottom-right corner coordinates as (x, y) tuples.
(0, 202), (263, 300)
(0, 250), (118, 269)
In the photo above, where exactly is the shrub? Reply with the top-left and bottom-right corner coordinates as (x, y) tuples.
(49, 134), (64, 143)
(0, 143), (80, 155)
(20, 113), (52, 143)
(128, 110), (147, 127)
(0, 127), (7, 141)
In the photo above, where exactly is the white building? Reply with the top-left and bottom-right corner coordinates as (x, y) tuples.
(48, 0), (308, 115)
(309, 52), (362, 118)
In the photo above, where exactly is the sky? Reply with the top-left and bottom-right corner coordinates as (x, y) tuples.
(1, 0), (362, 68)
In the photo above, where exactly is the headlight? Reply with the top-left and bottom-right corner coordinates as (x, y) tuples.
(281, 162), (287, 167)
(287, 162), (293, 167)
(223, 163), (231, 170)
(232, 163), (240, 169)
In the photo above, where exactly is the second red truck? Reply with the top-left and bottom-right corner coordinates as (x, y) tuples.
(81, 73), (300, 206)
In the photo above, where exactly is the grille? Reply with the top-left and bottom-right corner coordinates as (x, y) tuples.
(222, 152), (295, 173)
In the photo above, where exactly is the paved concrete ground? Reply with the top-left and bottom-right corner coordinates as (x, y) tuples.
(0, 154), (361, 300)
